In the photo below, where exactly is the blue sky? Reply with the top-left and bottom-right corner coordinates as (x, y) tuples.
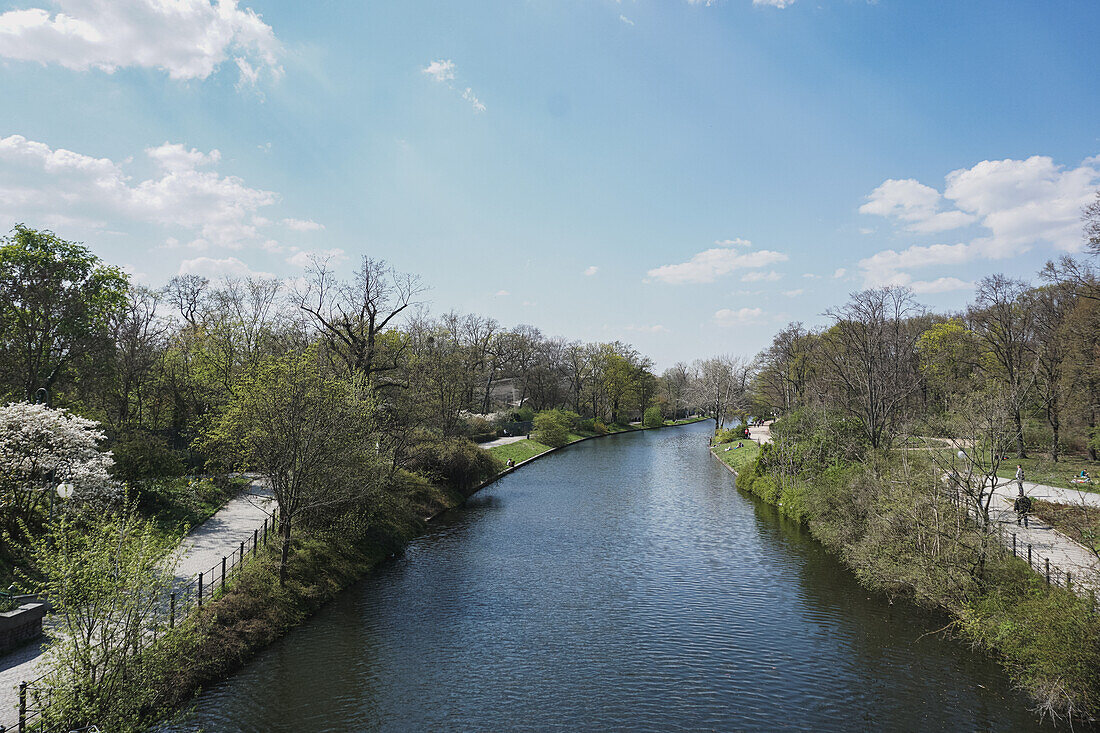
(1, 0), (1098, 368)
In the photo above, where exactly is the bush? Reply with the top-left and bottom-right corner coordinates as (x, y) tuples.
(593, 420), (608, 435)
(110, 431), (185, 483)
(533, 410), (570, 448)
(561, 411), (582, 431)
(578, 418), (596, 433)
(643, 406), (664, 428)
(513, 405), (536, 422)
(406, 437), (502, 492)
(714, 428), (739, 445)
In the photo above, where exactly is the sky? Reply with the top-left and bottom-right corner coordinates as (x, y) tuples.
(0, 0), (1098, 369)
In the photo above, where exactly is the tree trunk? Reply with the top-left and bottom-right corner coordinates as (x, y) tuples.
(1013, 408), (1027, 459)
(279, 514), (292, 586)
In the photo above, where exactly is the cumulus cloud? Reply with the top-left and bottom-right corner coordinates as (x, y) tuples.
(0, 0), (281, 83)
(859, 154), (1100, 288)
(832, 268), (847, 279)
(647, 239), (788, 284)
(714, 307), (765, 327)
(421, 59), (455, 82)
(179, 256), (271, 279)
(281, 217), (324, 231)
(285, 248), (343, 269)
(740, 270), (782, 282)
(583, 265), (599, 276)
(0, 134), (299, 251)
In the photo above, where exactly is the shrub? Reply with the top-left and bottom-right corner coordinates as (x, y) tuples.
(560, 411), (582, 431)
(643, 406), (664, 428)
(513, 405), (536, 422)
(533, 410), (570, 447)
(578, 418), (596, 433)
(406, 437), (502, 492)
(714, 428), (739, 445)
(593, 420), (608, 435)
(110, 431), (185, 483)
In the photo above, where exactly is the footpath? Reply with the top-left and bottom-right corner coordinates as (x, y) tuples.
(0, 480), (274, 730)
(988, 479), (1100, 592)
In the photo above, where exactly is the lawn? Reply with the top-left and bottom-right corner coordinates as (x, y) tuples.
(487, 439), (554, 464)
(995, 455), (1099, 492)
(1032, 500), (1100, 558)
(713, 439), (761, 474)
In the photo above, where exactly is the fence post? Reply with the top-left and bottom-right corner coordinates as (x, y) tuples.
(240, 540), (245, 567)
(198, 572), (203, 608)
(263, 517), (268, 545)
(1012, 533), (1016, 556)
(1067, 572), (1073, 592)
(254, 529), (259, 555)
(1045, 558), (1050, 585)
(1091, 589), (1096, 615)
(1027, 544), (1032, 567)
(18, 681), (26, 731)
(170, 592), (176, 629)
(221, 556), (227, 593)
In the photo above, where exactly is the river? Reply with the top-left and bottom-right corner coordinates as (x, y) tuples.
(169, 421), (1044, 731)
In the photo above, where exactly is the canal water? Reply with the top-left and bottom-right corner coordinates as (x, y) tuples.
(171, 421), (1045, 731)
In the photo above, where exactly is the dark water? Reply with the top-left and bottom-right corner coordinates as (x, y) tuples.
(171, 421), (1046, 731)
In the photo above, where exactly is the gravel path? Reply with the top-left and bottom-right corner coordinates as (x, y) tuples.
(0, 479), (274, 729)
(478, 435), (528, 449)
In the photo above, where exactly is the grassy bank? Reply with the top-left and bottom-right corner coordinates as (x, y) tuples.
(718, 415), (1100, 725)
(487, 417), (708, 465)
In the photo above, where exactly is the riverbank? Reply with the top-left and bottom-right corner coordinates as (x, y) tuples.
(711, 432), (1100, 725)
(135, 417), (708, 729)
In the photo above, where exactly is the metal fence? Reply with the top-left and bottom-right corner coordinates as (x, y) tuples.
(4, 511), (279, 733)
(996, 522), (1098, 607)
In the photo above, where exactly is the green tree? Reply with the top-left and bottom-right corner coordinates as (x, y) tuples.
(533, 409), (570, 447)
(0, 225), (128, 400)
(202, 348), (379, 584)
(643, 406), (664, 428)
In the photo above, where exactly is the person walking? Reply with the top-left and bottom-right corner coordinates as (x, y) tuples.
(1015, 464), (1025, 496)
(1014, 493), (1032, 527)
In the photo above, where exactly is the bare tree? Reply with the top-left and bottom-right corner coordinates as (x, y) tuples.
(690, 355), (751, 432)
(818, 287), (924, 449)
(164, 274), (209, 327)
(294, 255), (424, 384)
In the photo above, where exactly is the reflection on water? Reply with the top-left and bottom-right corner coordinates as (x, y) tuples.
(166, 422), (1046, 732)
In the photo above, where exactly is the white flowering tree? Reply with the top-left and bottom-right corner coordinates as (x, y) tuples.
(0, 402), (117, 528)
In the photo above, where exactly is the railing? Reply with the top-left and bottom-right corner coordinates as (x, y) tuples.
(996, 522), (1098, 608)
(4, 511), (278, 733)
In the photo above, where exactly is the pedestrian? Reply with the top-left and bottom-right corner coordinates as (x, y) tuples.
(1013, 493), (1032, 527)
(1015, 464), (1025, 496)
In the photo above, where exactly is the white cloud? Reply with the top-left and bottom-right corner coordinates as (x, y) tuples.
(286, 248), (344, 268)
(753, 0), (795, 6)
(0, 0), (281, 83)
(626, 324), (669, 334)
(583, 265), (599, 276)
(715, 237), (752, 247)
(832, 268), (847, 279)
(462, 87), (486, 113)
(801, 273), (820, 279)
(910, 276), (973, 294)
(179, 256), (271, 279)
(619, 14), (634, 25)
(859, 154), (1100, 288)
(647, 239), (788, 284)
(714, 307), (765, 327)
(782, 289), (804, 297)
(860, 178), (977, 234)
(495, 289), (510, 297)
(281, 217), (324, 231)
(0, 134), (291, 251)
(740, 270), (782, 282)
(421, 59), (455, 82)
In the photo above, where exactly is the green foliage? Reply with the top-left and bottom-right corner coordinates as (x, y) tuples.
(407, 436), (503, 491)
(513, 405), (536, 422)
(0, 225), (129, 399)
(770, 408), (868, 474)
(533, 409), (571, 447)
(713, 428), (740, 444)
(592, 420), (608, 435)
(110, 431), (185, 483)
(128, 475), (242, 533)
(31, 507), (183, 731)
(643, 406), (664, 428)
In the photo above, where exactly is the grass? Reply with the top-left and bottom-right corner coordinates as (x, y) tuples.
(996, 455), (1099, 492)
(131, 474), (251, 534)
(712, 439), (761, 474)
(487, 439), (555, 464)
(1032, 499), (1100, 558)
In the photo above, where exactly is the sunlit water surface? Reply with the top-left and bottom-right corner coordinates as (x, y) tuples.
(168, 421), (1046, 732)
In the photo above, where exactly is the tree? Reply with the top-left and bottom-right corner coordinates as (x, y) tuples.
(533, 410), (570, 447)
(691, 355), (751, 432)
(643, 406), (664, 428)
(1029, 284), (1074, 461)
(968, 275), (1036, 458)
(204, 349), (379, 584)
(294, 255), (423, 384)
(32, 508), (181, 730)
(0, 402), (116, 529)
(0, 225), (128, 400)
(819, 287), (924, 450)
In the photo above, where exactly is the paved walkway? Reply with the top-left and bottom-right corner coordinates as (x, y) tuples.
(1, 479), (274, 729)
(478, 435), (528, 449)
(988, 479), (1100, 591)
(747, 421), (773, 444)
